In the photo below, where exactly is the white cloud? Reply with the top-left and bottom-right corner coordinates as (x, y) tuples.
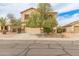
(58, 13), (79, 26)
(0, 3), (79, 25)
(0, 3), (37, 18)
(54, 3), (79, 13)
(54, 3), (79, 26)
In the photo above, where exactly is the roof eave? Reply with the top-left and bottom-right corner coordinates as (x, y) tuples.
(20, 7), (36, 14)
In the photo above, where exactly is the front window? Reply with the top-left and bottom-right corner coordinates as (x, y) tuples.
(24, 14), (29, 20)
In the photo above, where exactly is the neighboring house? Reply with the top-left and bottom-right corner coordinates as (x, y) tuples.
(62, 20), (79, 33)
(0, 21), (11, 32)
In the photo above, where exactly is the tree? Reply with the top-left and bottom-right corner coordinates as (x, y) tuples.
(16, 20), (22, 33)
(37, 3), (58, 34)
(0, 17), (6, 26)
(37, 3), (52, 20)
(26, 3), (58, 34)
(7, 13), (16, 32)
(27, 13), (41, 28)
(7, 13), (15, 20)
(0, 17), (7, 34)
(7, 13), (22, 33)
(10, 19), (17, 32)
(10, 19), (22, 33)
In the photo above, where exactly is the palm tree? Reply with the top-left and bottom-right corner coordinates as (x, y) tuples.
(7, 13), (18, 32)
(16, 20), (22, 33)
(10, 19), (17, 32)
(0, 17), (7, 34)
(10, 19), (22, 33)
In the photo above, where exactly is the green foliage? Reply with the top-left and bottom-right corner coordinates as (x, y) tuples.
(10, 19), (21, 29)
(43, 27), (52, 34)
(26, 3), (58, 34)
(0, 17), (6, 26)
(10, 19), (17, 26)
(16, 20), (22, 28)
(42, 19), (53, 34)
(7, 13), (15, 20)
(37, 3), (57, 34)
(26, 13), (41, 28)
(0, 17), (7, 34)
(57, 27), (63, 33)
(37, 3), (52, 20)
(42, 15), (57, 34)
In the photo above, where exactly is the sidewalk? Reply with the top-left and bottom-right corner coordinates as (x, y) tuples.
(0, 32), (79, 41)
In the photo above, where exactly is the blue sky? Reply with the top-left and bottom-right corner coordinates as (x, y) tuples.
(0, 3), (79, 26)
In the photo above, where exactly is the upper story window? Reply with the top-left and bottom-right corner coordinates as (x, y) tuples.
(24, 14), (29, 20)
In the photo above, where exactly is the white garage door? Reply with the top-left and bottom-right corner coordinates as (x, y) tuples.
(74, 26), (79, 32)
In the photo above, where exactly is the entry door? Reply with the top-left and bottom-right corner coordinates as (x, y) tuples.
(5, 26), (8, 31)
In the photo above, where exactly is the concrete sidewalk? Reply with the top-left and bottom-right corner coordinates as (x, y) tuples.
(0, 33), (79, 41)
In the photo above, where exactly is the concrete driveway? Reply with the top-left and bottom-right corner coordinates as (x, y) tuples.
(0, 40), (79, 56)
(62, 33), (79, 38)
(0, 33), (79, 56)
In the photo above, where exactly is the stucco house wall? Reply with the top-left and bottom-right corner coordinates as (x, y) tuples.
(21, 8), (38, 22)
(63, 21), (79, 33)
(74, 23), (79, 32)
(20, 8), (57, 33)
(65, 26), (74, 33)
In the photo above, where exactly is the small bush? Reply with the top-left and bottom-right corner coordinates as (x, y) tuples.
(43, 27), (52, 34)
(57, 27), (62, 33)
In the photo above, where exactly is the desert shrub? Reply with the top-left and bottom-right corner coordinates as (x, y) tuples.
(57, 27), (62, 33)
(42, 20), (53, 34)
(43, 27), (52, 34)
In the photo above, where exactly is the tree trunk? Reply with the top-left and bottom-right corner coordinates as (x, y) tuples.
(2, 26), (7, 34)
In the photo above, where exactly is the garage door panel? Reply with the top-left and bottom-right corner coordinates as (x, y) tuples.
(74, 26), (79, 32)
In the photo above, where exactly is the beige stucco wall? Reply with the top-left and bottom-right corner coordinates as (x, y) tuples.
(65, 23), (79, 33)
(21, 8), (57, 33)
(65, 26), (74, 33)
(74, 23), (79, 26)
(21, 8), (57, 22)
(74, 23), (79, 32)
(21, 9), (38, 22)
(0, 26), (1, 31)
(25, 27), (41, 34)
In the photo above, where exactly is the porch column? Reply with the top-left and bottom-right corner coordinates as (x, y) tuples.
(0, 26), (1, 31)
(8, 26), (11, 32)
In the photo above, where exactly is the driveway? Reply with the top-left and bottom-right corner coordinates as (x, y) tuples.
(0, 33), (79, 56)
(63, 33), (79, 38)
(0, 40), (79, 56)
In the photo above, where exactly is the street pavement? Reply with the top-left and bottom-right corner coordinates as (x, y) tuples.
(0, 33), (79, 56)
(0, 40), (78, 56)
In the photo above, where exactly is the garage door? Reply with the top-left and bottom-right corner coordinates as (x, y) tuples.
(74, 26), (79, 32)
